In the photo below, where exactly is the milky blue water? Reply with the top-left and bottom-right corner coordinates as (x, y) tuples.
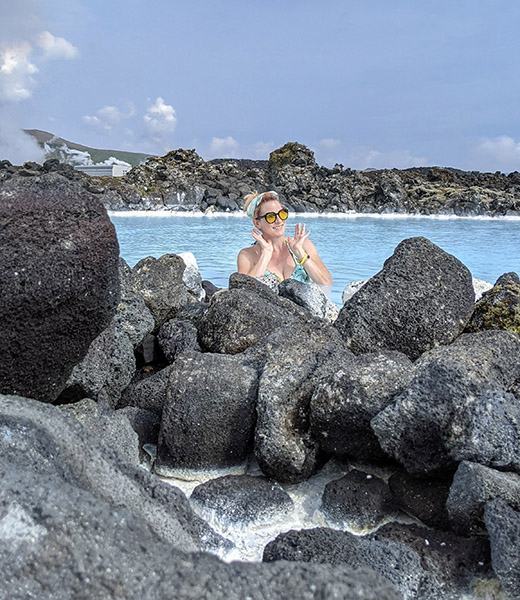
(109, 211), (520, 306)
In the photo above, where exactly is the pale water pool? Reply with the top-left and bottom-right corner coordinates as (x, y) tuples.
(110, 211), (520, 306)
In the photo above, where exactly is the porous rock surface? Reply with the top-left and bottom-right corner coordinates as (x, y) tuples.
(334, 237), (475, 360)
(310, 350), (413, 462)
(190, 475), (294, 526)
(371, 330), (520, 475)
(156, 351), (258, 477)
(0, 172), (120, 402)
(321, 470), (400, 531)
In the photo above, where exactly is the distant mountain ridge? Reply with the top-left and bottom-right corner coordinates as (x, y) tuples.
(23, 129), (153, 167)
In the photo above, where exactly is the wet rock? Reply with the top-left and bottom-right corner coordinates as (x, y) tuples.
(484, 498), (520, 599)
(372, 331), (520, 475)
(157, 319), (201, 363)
(131, 254), (188, 329)
(321, 469), (400, 531)
(115, 258), (155, 345)
(190, 475), (294, 526)
(118, 365), (172, 414)
(156, 352), (258, 477)
(254, 321), (349, 483)
(465, 271), (520, 335)
(311, 351), (413, 462)
(447, 461), (520, 536)
(0, 173), (120, 402)
(59, 320), (136, 407)
(198, 278), (307, 354)
(388, 469), (452, 531)
(334, 237), (475, 360)
(278, 279), (340, 323)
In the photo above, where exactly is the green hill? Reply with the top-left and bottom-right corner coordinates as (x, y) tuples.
(23, 129), (154, 167)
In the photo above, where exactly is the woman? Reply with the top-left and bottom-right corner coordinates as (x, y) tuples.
(237, 190), (332, 288)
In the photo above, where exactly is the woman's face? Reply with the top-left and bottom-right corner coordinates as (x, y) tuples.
(253, 200), (287, 238)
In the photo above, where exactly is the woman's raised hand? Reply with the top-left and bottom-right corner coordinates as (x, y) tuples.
(251, 228), (273, 258)
(287, 223), (310, 260)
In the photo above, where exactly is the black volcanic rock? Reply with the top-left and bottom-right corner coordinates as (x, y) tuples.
(334, 237), (475, 360)
(0, 172), (120, 402)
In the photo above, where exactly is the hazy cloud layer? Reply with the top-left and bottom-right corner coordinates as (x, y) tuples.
(469, 136), (520, 174)
(208, 136), (240, 158)
(37, 31), (79, 61)
(84, 103), (136, 133)
(143, 97), (177, 152)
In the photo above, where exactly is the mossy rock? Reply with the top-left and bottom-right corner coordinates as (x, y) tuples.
(268, 142), (317, 173)
(465, 272), (520, 335)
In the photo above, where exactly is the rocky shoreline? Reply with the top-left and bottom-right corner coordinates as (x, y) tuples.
(3, 140), (520, 216)
(2, 170), (520, 599)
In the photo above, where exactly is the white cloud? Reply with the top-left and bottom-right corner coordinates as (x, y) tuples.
(84, 103), (135, 133)
(143, 97), (177, 152)
(469, 135), (520, 173)
(208, 136), (240, 158)
(0, 41), (38, 102)
(346, 146), (427, 170)
(252, 141), (276, 158)
(318, 138), (341, 151)
(37, 31), (79, 61)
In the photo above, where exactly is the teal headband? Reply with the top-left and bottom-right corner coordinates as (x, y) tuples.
(245, 190), (279, 218)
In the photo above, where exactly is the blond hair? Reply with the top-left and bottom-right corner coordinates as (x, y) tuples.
(244, 190), (279, 218)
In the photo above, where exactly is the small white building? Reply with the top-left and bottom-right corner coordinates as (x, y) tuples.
(74, 164), (131, 177)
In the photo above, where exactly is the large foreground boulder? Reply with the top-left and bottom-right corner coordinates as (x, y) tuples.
(334, 237), (475, 360)
(156, 352), (258, 478)
(0, 173), (120, 402)
(372, 331), (520, 474)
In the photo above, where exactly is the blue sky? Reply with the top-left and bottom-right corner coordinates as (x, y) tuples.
(2, 0), (520, 171)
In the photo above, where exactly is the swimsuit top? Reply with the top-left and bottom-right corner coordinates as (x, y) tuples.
(264, 240), (310, 284)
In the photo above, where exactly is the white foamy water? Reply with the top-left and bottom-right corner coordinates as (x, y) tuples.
(161, 457), (415, 563)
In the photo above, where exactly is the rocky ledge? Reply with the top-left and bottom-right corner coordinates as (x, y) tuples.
(2, 173), (520, 599)
(3, 140), (520, 215)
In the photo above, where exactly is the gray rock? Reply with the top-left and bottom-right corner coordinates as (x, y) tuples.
(0, 173), (120, 402)
(156, 352), (258, 477)
(60, 320), (136, 407)
(447, 461), (520, 536)
(157, 319), (201, 363)
(279, 279), (340, 323)
(60, 398), (140, 466)
(118, 365), (172, 414)
(263, 524), (489, 600)
(0, 394), (229, 553)
(115, 258), (155, 345)
(388, 469), (452, 531)
(263, 527), (425, 599)
(334, 237), (475, 360)
(484, 498), (520, 599)
(321, 470), (400, 531)
(116, 405), (161, 449)
(190, 475), (294, 526)
(311, 351), (413, 462)
(0, 461), (397, 600)
(131, 254), (188, 329)
(254, 321), (350, 483)
(198, 280), (307, 354)
(371, 331), (520, 475)
(465, 271), (520, 335)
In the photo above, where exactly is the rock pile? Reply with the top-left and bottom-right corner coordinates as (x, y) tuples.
(2, 172), (520, 598)
(3, 142), (520, 216)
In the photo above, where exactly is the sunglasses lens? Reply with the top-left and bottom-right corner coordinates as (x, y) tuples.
(265, 213), (276, 223)
(279, 209), (288, 220)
